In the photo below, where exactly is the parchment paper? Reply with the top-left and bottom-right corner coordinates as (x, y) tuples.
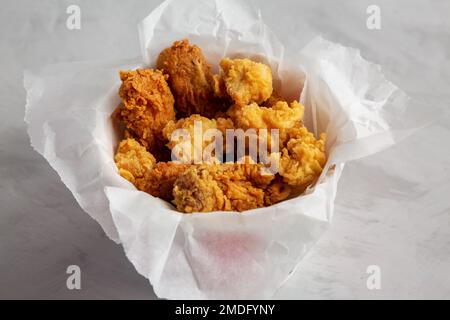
(24, 0), (434, 299)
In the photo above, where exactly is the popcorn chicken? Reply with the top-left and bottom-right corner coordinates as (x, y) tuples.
(227, 100), (305, 150)
(157, 39), (228, 118)
(173, 162), (275, 213)
(116, 69), (175, 159)
(114, 138), (156, 191)
(219, 58), (273, 106)
(228, 100), (304, 131)
(279, 127), (326, 188)
(144, 162), (191, 201)
(162, 114), (234, 163)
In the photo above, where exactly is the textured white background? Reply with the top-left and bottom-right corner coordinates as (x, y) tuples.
(0, 0), (449, 299)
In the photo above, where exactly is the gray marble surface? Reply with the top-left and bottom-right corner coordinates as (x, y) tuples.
(0, 0), (449, 299)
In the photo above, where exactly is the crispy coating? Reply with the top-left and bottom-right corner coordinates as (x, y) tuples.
(114, 138), (156, 191)
(117, 69), (175, 157)
(227, 100), (305, 150)
(157, 39), (227, 118)
(279, 127), (326, 188)
(143, 162), (191, 201)
(228, 100), (304, 130)
(219, 58), (273, 106)
(162, 114), (234, 163)
(172, 167), (227, 212)
(264, 177), (292, 205)
(114, 139), (190, 201)
(173, 162), (275, 213)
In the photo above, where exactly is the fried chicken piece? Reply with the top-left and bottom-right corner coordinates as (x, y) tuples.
(117, 69), (175, 158)
(114, 138), (190, 201)
(172, 167), (227, 212)
(279, 127), (326, 188)
(264, 177), (292, 205)
(156, 39), (227, 118)
(228, 100), (304, 130)
(173, 162), (275, 213)
(219, 58), (273, 106)
(162, 114), (234, 163)
(143, 162), (191, 201)
(114, 138), (156, 191)
(227, 100), (305, 151)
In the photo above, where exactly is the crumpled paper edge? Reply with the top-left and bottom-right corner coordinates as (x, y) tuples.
(23, 59), (143, 243)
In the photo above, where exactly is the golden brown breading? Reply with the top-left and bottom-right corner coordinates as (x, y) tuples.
(117, 69), (175, 158)
(279, 127), (326, 188)
(114, 138), (156, 191)
(143, 162), (191, 202)
(219, 58), (273, 106)
(264, 177), (292, 205)
(156, 39), (227, 118)
(172, 167), (227, 212)
(114, 138), (190, 201)
(172, 162), (275, 213)
(227, 100), (305, 151)
(228, 100), (304, 130)
(162, 114), (234, 163)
